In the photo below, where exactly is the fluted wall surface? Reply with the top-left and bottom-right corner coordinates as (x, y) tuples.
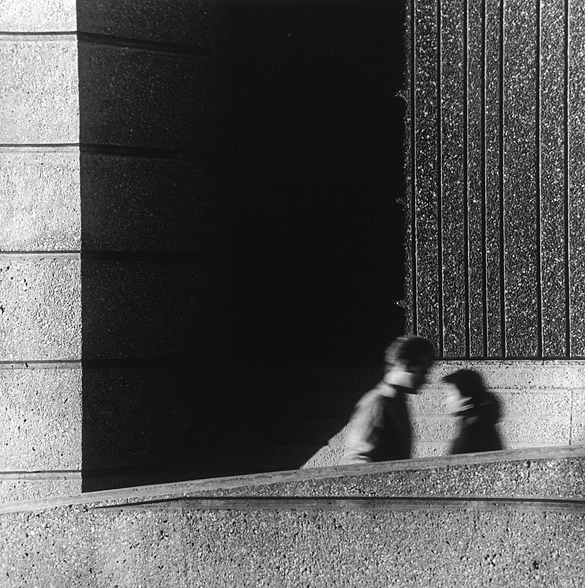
(406, 0), (585, 359)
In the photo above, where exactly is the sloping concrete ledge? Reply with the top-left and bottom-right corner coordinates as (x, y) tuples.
(1, 446), (584, 587)
(2, 444), (584, 514)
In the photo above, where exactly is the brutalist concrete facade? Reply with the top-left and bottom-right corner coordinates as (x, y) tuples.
(2, 0), (585, 498)
(0, 0), (231, 500)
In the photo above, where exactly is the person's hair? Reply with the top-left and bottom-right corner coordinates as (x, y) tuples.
(384, 335), (435, 369)
(442, 369), (486, 400)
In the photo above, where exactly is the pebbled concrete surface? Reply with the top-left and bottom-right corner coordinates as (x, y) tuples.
(1, 449), (585, 587)
(0, 151), (81, 251)
(0, 39), (79, 144)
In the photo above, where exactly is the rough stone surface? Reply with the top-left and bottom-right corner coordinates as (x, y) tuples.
(569, 0), (585, 356)
(0, 368), (82, 471)
(0, 257), (81, 361)
(0, 479), (81, 504)
(77, 43), (212, 151)
(0, 0), (76, 31)
(540, 0), (569, 357)
(0, 151), (80, 251)
(2, 505), (579, 588)
(0, 40), (79, 143)
(1, 449), (585, 587)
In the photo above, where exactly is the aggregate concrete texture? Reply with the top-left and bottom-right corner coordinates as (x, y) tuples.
(0, 0), (77, 31)
(0, 368), (82, 472)
(1, 503), (584, 588)
(0, 258), (81, 361)
(0, 151), (81, 251)
(0, 40), (79, 143)
(1, 448), (585, 587)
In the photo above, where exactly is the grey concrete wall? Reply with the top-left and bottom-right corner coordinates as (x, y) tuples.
(1, 448), (584, 587)
(0, 2), (83, 500)
(405, 0), (584, 360)
(0, 0), (231, 499)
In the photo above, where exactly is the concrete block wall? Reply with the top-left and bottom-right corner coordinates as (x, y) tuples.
(0, 1), (83, 501)
(0, 1), (231, 500)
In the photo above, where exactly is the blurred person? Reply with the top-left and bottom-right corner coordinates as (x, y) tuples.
(443, 369), (503, 454)
(341, 335), (435, 464)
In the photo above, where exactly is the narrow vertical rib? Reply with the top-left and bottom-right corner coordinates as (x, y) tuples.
(464, 0), (471, 357)
(499, 0), (507, 358)
(437, 0), (444, 357)
(564, 0), (571, 356)
(536, 0), (543, 357)
(411, 0), (418, 335)
(481, 0), (488, 357)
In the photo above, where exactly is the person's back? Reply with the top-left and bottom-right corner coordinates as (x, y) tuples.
(342, 382), (412, 463)
(341, 335), (435, 464)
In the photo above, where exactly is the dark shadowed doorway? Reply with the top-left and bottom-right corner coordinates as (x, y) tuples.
(227, 0), (407, 365)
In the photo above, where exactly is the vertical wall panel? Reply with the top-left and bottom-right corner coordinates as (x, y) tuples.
(541, 0), (568, 357)
(408, 0), (582, 359)
(484, 0), (504, 357)
(414, 0), (441, 353)
(503, 0), (539, 357)
(467, 0), (486, 357)
(440, 0), (467, 357)
(569, 0), (585, 355)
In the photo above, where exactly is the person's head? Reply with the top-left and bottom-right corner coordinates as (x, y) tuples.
(442, 369), (486, 400)
(383, 335), (435, 392)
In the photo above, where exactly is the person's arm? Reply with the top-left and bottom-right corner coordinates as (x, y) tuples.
(343, 396), (383, 463)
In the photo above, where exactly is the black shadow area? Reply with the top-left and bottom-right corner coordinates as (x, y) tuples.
(80, 0), (408, 489)
(227, 0), (407, 364)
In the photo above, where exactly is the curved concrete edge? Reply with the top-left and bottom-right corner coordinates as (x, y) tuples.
(0, 444), (584, 514)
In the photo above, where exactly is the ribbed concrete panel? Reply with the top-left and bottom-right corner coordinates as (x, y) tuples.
(540, 0), (568, 357)
(81, 260), (224, 360)
(0, 0), (76, 31)
(0, 39), (79, 143)
(76, 0), (219, 46)
(484, 0), (504, 357)
(569, 0), (585, 355)
(413, 0), (440, 352)
(0, 368), (82, 471)
(0, 151), (81, 251)
(0, 257), (81, 361)
(80, 154), (216, 252)
(440, 0), (466, 358)
(77, 43), (212, 151)
(410, 0), (583, 360)
(467, 0), (485, 358)
(503, 0), (539, 357)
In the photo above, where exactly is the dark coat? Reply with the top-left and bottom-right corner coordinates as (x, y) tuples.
(449, 391), (503, 455)
(342, 382), (412, 463)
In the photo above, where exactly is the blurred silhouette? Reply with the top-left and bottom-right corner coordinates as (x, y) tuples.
(443, 369), (504, 455)
(341, 335), (435, 464)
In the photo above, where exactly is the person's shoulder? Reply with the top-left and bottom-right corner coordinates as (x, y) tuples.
(356, 385), (387, 408)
